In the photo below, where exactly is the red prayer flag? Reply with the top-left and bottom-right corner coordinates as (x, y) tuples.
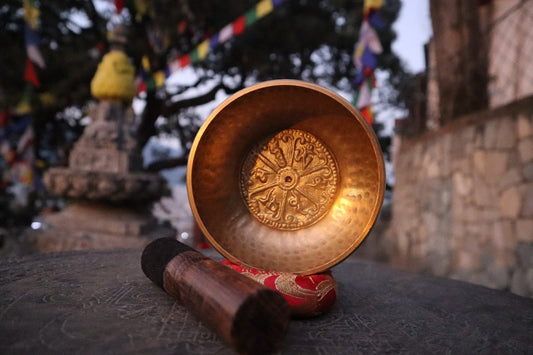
(0, 110), (9, 127)
(136, 80), (147, 94)
(24, 58), (40, 87)
(115, 0), (125, 13)
(360, 106), (373, 125)
(233, 16), (246, 35)
(178, 54), (190, 68)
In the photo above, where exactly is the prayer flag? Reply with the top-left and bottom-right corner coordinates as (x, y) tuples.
(353, 77), (373, 109)
(168, 60), (180, 73)
(233, 16), (246, 36)
(159, 0), (286, 86)
(364, 0), (384, 14)
(361, 45), (377, 70)
(197, 39), (210, 60)
(142, 56), (150, 71)
(219, 24), (234, 43)
(25, 24), (45, 68)
(368, 11), (386, 29)
(153, 71), (165, 87)
(245, 8), (258, 26)
(179, 54), (190, 68)
(26, 46), (45, 69)
(256, 0), (274, 18)
(190, 48), (199, 64)
(360, 106), (373, 125)
(23, 0), (40, 30)
(115, 0), (125, 13)
(209, 33), (220, 49)
(24, 58), (40, 87)
(15, 87), (33, 115)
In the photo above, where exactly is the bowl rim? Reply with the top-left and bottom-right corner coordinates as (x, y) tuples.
(187, 79), (386, 274)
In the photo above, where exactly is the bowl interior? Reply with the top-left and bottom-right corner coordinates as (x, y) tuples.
(187, 80), (385, 275)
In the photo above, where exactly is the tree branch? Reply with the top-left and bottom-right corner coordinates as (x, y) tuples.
(161, 81), (243, 116)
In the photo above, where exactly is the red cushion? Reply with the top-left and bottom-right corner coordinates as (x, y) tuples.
(221, 260), (337, 318)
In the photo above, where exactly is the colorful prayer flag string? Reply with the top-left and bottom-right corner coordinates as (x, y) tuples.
(352, 0), (385, 125)
(22, 0), (45, 86)
(136, 0), (287, 94)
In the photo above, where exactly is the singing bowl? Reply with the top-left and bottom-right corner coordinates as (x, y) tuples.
(187, 80), (385, 275)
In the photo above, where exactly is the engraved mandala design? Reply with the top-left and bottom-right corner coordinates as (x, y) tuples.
(241, 129), (338, 230)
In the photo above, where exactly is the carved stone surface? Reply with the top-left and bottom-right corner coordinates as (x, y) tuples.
(241, 129), (338, 230)
(44, 167), (167, 203)
(1, 249), (532, 354)
(43, 100), (160, 202)
(69, 102), (140, 173)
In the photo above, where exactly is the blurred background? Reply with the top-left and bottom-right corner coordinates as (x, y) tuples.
(0, 0), (531, 297)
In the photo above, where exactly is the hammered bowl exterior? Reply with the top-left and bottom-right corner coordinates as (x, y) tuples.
(187, 80), (385, 275)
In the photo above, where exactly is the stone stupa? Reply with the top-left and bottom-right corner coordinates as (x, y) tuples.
(34, 26), (173, 252)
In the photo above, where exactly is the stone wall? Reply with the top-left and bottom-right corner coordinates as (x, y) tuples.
(387, 96), (533, 297)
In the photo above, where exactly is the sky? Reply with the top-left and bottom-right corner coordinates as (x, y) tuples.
(392, 0), (433, 73)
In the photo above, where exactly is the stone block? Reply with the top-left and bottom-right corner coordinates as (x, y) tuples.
(499, 187), (521, 218)
(499, 168), (522, 191)
(485, 151), (508, 182)
(426, 160), (440, 178)
(520, 184), (533, 217)
(473, 150), (486, 174)
(492, 220), (515, 250)
(511, 269), (529, 297)
(518, 138), (533, 163)
(461, 126), (475, 147)
(523, 162), (533, 181)
(527, 268), (533, 293)
(517, 114), (532, 139)
(516, 219), (533, 242)
(473, 124), (485, 148)
(422, 212), (439, 236)
(454, 250), (479, 270)
(484, 119), (499, 149)
(453, 172), (472, 196)
(515, 242), (533, 268)
(474, 177), (495, 208)
(451, 134), (466, 159)
(70, 148), (132, 173)
(440, 135), (452, 176)
(426, 250), (451, 277)
(487, 264), (511, 290)
(495, 119), (517, 150)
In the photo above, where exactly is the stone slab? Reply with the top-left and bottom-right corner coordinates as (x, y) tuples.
(0, 249), (532, 354)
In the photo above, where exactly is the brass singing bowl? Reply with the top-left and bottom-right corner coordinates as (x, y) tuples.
(187, 80), (385, 275)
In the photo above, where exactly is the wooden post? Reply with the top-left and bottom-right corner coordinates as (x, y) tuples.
(429, 0), (488, 123)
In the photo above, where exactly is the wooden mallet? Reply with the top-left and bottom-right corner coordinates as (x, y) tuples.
(141, 237), (290, 354)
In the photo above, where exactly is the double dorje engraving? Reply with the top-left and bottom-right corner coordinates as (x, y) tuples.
(241, 129), (338, 230)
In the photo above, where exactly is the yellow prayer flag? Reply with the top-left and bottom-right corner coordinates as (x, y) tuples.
(153, 71), (166, 87)
(197, 39), (210, 60)
(134, 0), (150, 21)
(355, 44), (364, 58)
(14, 102), (32, 115)
(23, 0), (40, 29)
(39, 92), (57, 106)
(22, 169), (33, 185)
(256, 0), (273, 19)
(142, 56), (151, 71)
(364, 0), (383, 12)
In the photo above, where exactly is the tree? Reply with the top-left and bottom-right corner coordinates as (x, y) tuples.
(0, 0), (409, 219)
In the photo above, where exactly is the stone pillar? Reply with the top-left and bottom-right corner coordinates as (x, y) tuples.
(33, 36), (173, 252)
